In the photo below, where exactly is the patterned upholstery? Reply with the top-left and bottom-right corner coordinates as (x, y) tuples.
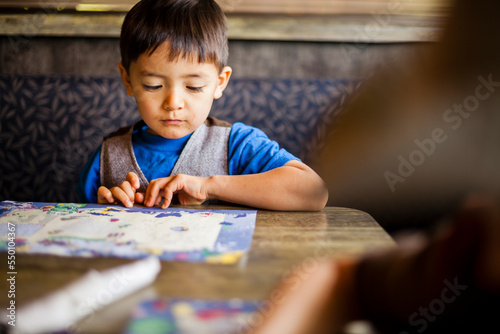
(0, 74), (360, 202)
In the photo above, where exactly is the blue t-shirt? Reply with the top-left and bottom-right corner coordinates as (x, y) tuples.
(77, 122), (298, 203)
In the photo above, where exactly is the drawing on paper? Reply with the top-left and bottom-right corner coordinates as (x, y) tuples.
(0, 201), (256, 263)
(124, 298), (260, 334)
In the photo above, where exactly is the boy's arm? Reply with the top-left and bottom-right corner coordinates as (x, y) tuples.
(144, 160), (328, 211)
(208, 160), (328, 211)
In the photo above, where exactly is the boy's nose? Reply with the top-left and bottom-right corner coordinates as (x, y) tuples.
(163, 89), (184, 111)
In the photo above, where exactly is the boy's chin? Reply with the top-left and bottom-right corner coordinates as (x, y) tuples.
(148, 127), (192, 139)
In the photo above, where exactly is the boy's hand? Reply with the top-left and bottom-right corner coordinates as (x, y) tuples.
(144, 174), (209, 208)
(97, 172), (144, 208)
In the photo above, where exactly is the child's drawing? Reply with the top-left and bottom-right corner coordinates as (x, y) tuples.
(0, 201), (256, 263)
(124, 298), (260, 334)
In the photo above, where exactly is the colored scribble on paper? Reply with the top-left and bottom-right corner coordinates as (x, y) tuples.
(124, 298), (260, 334)
(0, 201), (257, 263)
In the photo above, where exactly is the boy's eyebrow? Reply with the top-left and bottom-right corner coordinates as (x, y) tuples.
(139, 71), (210, 79)
(140, 71), (165, 78)
(183, 74), (209, 79)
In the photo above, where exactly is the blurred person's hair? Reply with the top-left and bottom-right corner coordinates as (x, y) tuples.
(311, 0), (500, 233)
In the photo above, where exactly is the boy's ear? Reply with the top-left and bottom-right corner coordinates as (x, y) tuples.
(118, 62), (134, 96)
(213, 66), (232, 99)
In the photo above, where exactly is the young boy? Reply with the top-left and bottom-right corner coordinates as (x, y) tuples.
(77, 0), (328, 211)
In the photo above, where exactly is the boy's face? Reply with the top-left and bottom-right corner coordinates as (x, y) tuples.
(119, 43), (231, 139)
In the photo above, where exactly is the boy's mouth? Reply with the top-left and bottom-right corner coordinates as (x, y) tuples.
(161, 119), (183, 125)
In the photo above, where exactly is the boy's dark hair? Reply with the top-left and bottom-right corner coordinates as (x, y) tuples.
(120, 0), (228, 73)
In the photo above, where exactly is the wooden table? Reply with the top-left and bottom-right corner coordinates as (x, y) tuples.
(0, 205), (395, 333)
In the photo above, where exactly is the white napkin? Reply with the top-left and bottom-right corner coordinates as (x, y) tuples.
(9, 256), (161, 334)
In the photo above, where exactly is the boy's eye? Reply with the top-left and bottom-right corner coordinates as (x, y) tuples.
(143, 85), (162, 91)
(187, 86), (204, 93)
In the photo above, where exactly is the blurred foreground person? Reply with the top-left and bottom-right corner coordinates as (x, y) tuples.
(252, 0), (500, 333)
